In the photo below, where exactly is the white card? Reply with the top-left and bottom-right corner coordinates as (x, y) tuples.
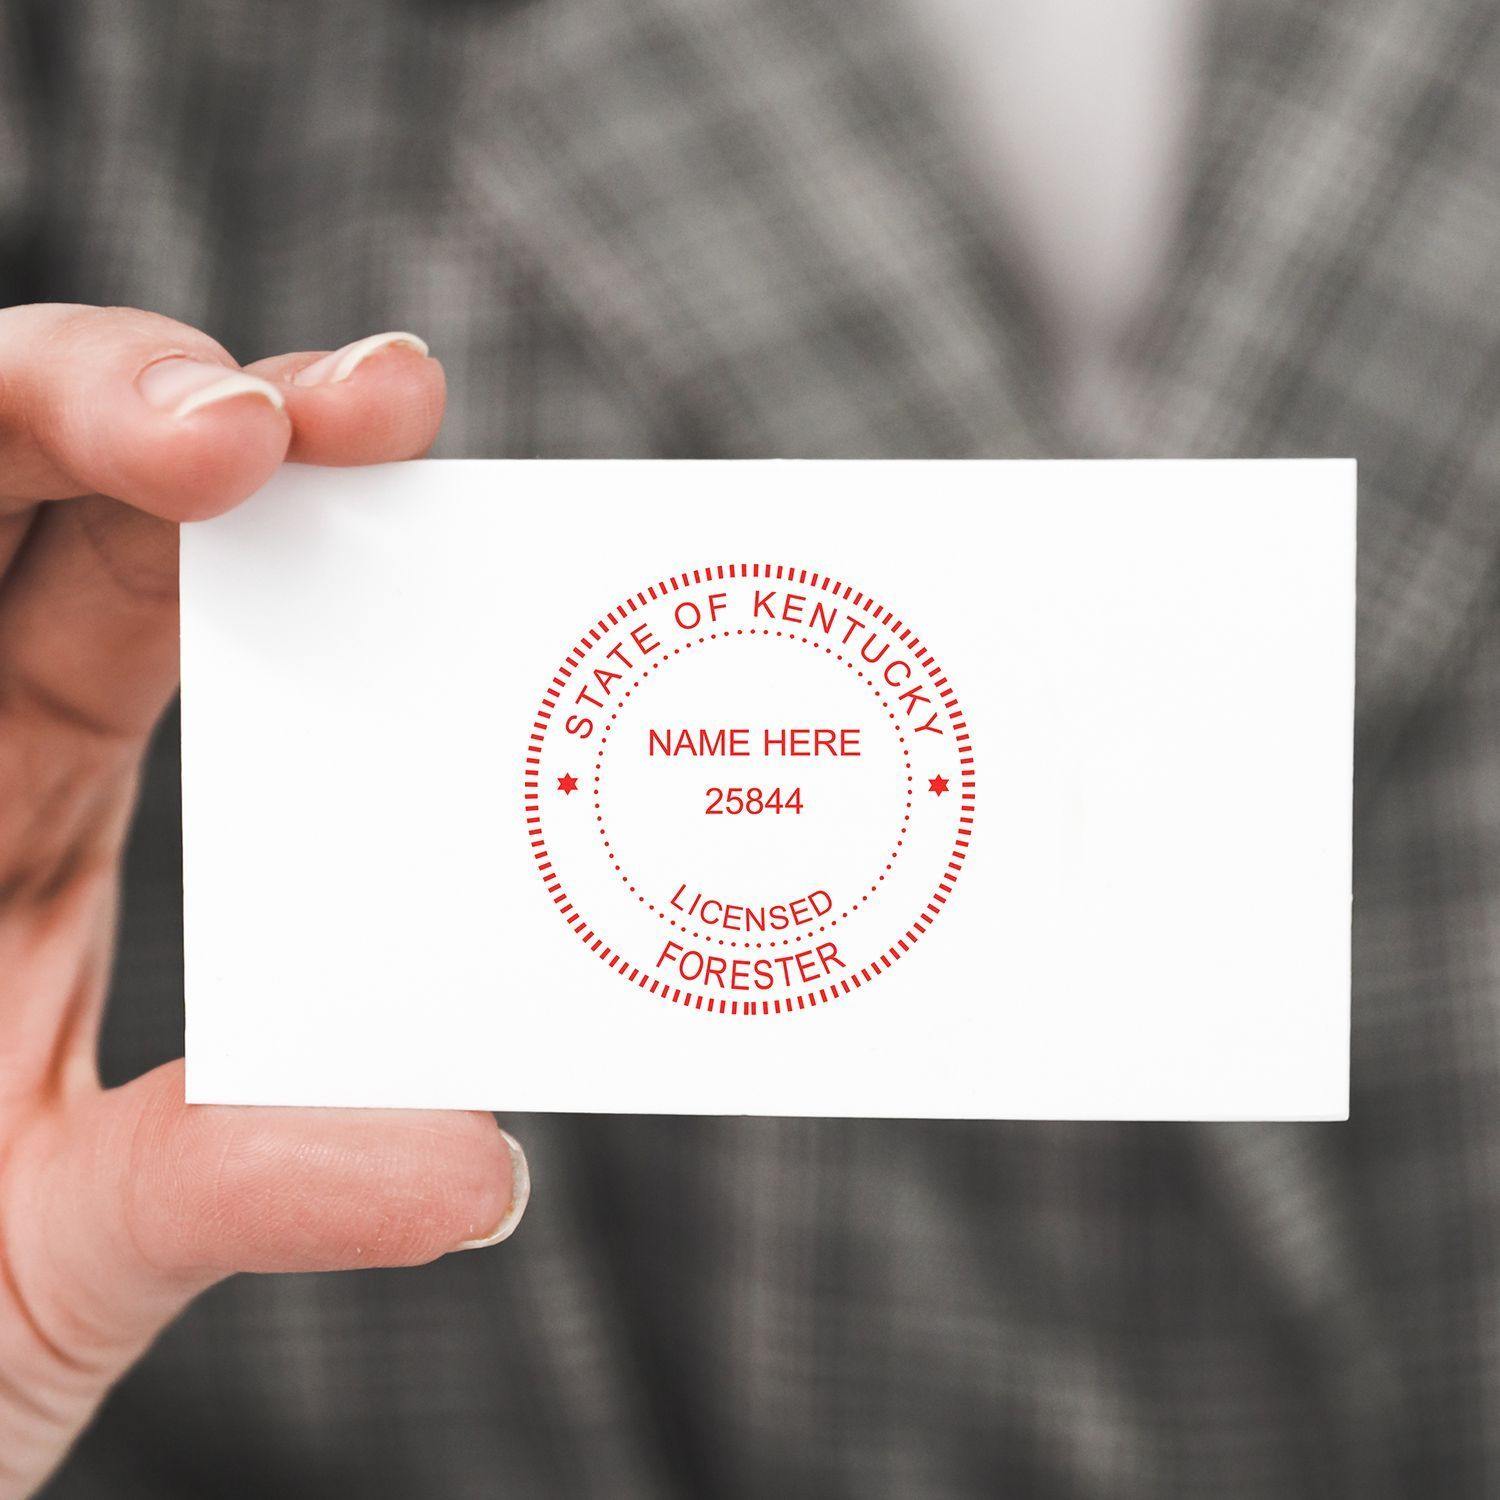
(180, 459), (1354, 1119)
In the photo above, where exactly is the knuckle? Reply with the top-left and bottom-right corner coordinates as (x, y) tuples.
(0, 728), (134, 905)
(13, 302), (224, 373)
(31, 304), (127, 367)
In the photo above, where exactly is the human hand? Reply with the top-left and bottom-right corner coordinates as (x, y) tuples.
(0, 306), (527, 1497)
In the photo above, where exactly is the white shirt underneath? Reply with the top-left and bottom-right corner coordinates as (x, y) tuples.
(910, 0), (1200, 429)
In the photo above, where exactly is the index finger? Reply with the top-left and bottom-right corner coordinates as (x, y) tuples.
(247, 332), (445, 467)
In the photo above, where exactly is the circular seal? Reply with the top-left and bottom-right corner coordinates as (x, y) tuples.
(524, 564), (975, 1016)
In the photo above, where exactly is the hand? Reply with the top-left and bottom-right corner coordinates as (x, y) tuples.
(0, 306), (527, 1496)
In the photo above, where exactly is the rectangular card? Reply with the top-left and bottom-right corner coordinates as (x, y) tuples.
(180, 459), (1354, 1119)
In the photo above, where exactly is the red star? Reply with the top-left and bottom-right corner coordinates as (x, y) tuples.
(928, 774), (950, 796)
(557, 773), (579, 794)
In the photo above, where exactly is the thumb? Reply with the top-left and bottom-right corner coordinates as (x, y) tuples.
(0, 1061), (525, 1484)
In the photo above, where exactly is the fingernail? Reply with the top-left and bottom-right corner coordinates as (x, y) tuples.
(137, 356), (285, 419)
(292, 331), (430, 387)
(456, 1129), (530, 1250)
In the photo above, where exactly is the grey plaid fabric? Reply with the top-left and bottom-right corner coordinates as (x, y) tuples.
(3, 0), (1498, 1492)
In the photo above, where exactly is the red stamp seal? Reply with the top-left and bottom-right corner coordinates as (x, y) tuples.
(525, 564), (975, 1016)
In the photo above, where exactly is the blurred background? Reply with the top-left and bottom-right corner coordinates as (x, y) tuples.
(5, 0), (1500, 1493)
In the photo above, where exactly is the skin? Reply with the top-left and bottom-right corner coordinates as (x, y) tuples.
(0, 304), (522, 1496)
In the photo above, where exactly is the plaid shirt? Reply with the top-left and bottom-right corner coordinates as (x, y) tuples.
(6, 0), (1499, 1493)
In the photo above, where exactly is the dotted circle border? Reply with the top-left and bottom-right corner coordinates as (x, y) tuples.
(523, 563), (976, 1017)
(590, 629), (915, 949)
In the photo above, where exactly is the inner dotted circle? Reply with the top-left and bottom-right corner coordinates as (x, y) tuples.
(590, 629), (914, 949)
